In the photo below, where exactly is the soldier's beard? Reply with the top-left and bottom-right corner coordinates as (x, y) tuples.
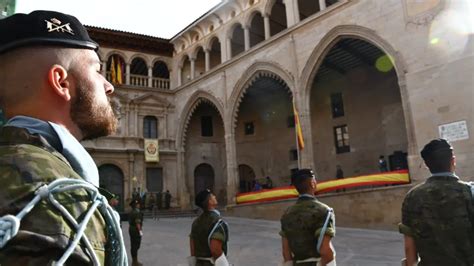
(70, 85), (117, 140)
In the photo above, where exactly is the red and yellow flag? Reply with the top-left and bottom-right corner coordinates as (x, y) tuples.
(116, 57), (123, 85)
(293, 104), (305, 150)
(110, 56), (117, 84)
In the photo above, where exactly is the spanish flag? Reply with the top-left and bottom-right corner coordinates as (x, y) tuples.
(116, 58), (123, 85)
(110, 56), (117, 84)
(293, 103), (305, 150)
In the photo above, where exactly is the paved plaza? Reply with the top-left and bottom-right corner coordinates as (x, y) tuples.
(122, 216), (404, 266)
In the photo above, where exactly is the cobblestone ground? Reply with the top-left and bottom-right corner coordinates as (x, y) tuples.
(122, 217), (404, 266)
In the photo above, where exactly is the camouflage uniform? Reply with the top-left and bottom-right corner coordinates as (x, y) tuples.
(0, 126), (109, 265)
(128, 206), (143, 259)
(280, 195), (335, 266)
(190, 210), (228, 266)
(399, 174), (474, 265)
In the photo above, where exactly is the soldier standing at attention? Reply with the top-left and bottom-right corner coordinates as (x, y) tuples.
(399, 139), (474, 266)
(129, 199), (144, 266)
(280, 169), (336, 266)
(189, 189), (229, 266)
(0, 10), (124, 265)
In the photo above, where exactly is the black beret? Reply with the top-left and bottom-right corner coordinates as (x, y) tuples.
(0, 10), (98, 54)
(195, 189), (212, 209)
(421, 138), (453, 160)
(291, 168), (315, 182)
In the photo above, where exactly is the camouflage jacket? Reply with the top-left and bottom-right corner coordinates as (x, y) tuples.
(0, 126), (108, 265)
(190, 210), (228, 260)
(128, 207), (143, 236)
(399, 175), (474, 266)
(280, 195), (335, 264)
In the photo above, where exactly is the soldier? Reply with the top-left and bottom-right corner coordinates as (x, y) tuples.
(0, 10), (124, 265)
(189, 189), (229, 266)
(280, 169), (336, 266)
(129, 199), (144, 266)
(399, 139), (474, 265)
(157, 191), (163, 210)
(165, 189), (172, 209)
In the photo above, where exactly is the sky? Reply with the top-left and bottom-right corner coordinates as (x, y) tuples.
(16, 0), (222, 39)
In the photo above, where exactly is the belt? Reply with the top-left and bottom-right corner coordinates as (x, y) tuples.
(295, 257), (320, 264)
(196, 257), (214, 264)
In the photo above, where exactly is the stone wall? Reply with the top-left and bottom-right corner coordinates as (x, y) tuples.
(226, 185), (412, 230)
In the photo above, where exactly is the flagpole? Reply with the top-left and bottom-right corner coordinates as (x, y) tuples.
(293, 97), (302, 170)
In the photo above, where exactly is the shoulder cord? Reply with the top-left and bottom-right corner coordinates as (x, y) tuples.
(317, 208), (334, 253)
(207, 219), (229, 252)
(0, 178), (128, 266)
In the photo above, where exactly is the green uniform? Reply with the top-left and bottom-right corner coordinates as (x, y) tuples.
(399, 174), (474, 265)
(0, 125), (108, 265)
(280, 195), (335, 266)
(128, 207), (143, 259)
(190, 210), (228, 266)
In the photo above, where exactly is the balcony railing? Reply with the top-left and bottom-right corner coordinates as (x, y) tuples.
(106, 72), (170, 90)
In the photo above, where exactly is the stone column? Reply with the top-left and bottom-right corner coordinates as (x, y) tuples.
(126, 63), (131, 85)
(224, 127), (238, 206)
(128, 152), (135, 197)
(263, 14), (271, 40)
(134, 105), (139, 137)
(190, 58), (195, 80)
(148, 65), (153, 88)
(243, 26), (250, 51)
(319, 0), (326, 11)
(205, 49), (210, 72)
(101, 60), (107, 77)
(284, 0), (300, 26)
(226, 37), (232, 59)
(177, 148), (191, 209)
(124, 104), (130, 136)
(220, 38), (227, 63)
(178, 67), (182, 86)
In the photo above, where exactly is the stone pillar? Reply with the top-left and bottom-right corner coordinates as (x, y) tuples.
(128, 152), (136, 197)
(263, 14), (271, 40)
(134, 105), (139, 137)
(126, 63), (131, 85)
(101, 60), (107, 77)
(220, 38), (227, 63)
(227, 37), (232, 59)
(190, 58), (195, 80)
(177, 148), (191, 209)
(124, 104), (130, 136)
(224, 128), (238, 206)
(244, 26), (250, 51)
(205, 49), (210, 72)
(178, 67), (182, 86)
(148, 65), (153, 88)
(319, 0), (326, 11)
(284, 0), (300, 26)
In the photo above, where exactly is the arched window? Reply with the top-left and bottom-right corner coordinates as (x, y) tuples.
(143, 116), (158, 138)
(98, 164), (124, 211)
(270, 0), (287, 36)
(231, 24), (245, 58)
(152, 61), (170, 89)
(106, 54), (125, 85)
(194, 163), (215, 195)
(130, 57), (148, 87)
(209, 37), (221, 69)
(249, 12), (265, 48)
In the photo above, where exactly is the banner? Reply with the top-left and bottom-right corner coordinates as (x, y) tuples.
(236, 170), (410, 204)
(144, 139), (159, 162)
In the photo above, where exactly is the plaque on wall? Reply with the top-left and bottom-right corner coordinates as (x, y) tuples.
(145, 138), (159, 162)
(438, 120), (469, 142)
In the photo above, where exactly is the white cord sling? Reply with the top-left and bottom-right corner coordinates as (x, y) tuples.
(0, 178), (128, 266)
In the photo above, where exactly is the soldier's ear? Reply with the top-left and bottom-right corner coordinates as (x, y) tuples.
(47, 64), (72, 102)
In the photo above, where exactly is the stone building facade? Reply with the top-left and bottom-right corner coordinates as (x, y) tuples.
(83, 0), (473, 227)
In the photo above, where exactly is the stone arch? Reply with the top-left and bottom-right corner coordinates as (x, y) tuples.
(226, 22), (244, 40)
(129, 53), (151, 67)
(244, 9), (265, 28)
(104, 50), (128, 63)
(191, 45), (206, 60)
(228, 61), (295, 135)
(299, 24), (416, 171)
(204, 34), (222, 51)
(264, 0), (278, 16)
(300, 25), (408, 102)
(178, 53), (191, 68)
(194, 163), (215, 195)
(177, 91), (225, 150)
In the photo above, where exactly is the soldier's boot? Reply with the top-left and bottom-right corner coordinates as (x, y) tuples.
(132, 256), (143, 266)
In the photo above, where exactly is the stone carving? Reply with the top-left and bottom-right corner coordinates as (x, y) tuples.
(402, 0), (445, 26)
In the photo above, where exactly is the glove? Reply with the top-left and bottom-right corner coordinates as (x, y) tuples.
(187, 256), (196, 266)
(139, 230), (143, 237)
(326, 259), (336, 266)
(214, 253), (230, 266)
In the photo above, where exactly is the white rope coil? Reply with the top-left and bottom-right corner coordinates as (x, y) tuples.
(0, 178), (128, 266)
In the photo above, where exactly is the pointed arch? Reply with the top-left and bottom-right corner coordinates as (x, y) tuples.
(177, 91), (225, 150)
(228, 61), (295, 135)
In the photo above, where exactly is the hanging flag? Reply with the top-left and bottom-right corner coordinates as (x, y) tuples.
(116, 57), (123, 85)
(110, 56), (117, 84)
(293, 103), (305, 150)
